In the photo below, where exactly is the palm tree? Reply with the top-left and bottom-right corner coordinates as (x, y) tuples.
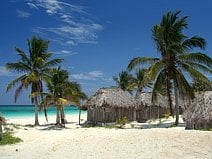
(113, 71), (135, 93)
(134, 68), (152, 97)
(128, 11), (212, 125)
(6, 37), (63, 126)
(41, 67), (87, 126)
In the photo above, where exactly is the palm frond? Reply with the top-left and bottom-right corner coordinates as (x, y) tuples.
(181, 61), (212, 74)
(45, 58), (63, 67)
(175, 68), (194, 100)
(151, 69), (167, 103)
(178, 53), (212, 68)
(179, 62), (210, 83)
(182, 36), (206, 50)
(147, 60), (165, 80)
(14, 83), (25, 102)
(128, 57), (159, 71)
(15, 48), (31, 64)
(6, 62), (31, 73)
(6, 74), (27, 92)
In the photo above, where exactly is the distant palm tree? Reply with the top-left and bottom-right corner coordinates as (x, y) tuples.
(6, 37), (63, 126)
(41, 67), (87, 126)
(128, 11), (212, 125)
(113, 71), (135, 93)
(134, 68), (152, 96)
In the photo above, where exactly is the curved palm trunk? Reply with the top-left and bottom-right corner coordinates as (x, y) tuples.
(173, 78), (179, 126)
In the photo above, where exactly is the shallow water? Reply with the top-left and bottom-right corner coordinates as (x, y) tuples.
(0, 105), (85, 118)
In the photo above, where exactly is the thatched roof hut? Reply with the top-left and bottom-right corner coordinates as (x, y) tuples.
(183, 91), (212, 129)
(136, 93), (169, 108)
(135, 93), (170, 122)
(86, 87), (138, 124)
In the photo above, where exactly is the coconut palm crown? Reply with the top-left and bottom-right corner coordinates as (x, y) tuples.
(128, 11), (212, 125)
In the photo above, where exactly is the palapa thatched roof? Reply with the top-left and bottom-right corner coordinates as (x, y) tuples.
(183, 91), (212, 122)
(86, 87), (137, 108)
(136, 93), (169, 108)
(136, 92), (190, 110)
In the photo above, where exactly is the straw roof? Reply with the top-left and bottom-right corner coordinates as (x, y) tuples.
(136, 92), (190, 110)
(136, 93), (169, 108)
(183, 91), (212, 122)
(86, 87), (138, 108)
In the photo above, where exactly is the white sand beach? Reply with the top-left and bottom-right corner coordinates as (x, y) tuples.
(1, 113), (212, 159)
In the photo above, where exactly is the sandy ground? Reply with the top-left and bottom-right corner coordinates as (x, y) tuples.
(0, 113), (212, 159)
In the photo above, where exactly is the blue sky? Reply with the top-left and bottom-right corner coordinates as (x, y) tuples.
(0, 0), (211, 105)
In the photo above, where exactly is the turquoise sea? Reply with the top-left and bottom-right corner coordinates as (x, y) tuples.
(0, 105), (84, 119)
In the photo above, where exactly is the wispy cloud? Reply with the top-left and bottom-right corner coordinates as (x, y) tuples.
(27, 0), (103, 46)
(0, 66), (17, 77)
(72, 71), (104, 81)
(52, 50), (78, 57)
(17, 10), (31, 18)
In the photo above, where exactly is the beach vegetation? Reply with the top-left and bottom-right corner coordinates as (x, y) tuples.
(128, 11), (212, 125)
(116, 116), (129, 128)
(6, 37), (63, 126)
(0, 131), (22, 145)
(0, 113), (6, 140)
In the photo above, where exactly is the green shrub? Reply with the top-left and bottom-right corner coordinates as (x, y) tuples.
(163, 112), (171, 119)
(0, 132), (22, 145)
(116, 117), (129, 128)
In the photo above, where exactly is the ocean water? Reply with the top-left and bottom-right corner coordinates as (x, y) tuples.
(0, 105), (85, 119)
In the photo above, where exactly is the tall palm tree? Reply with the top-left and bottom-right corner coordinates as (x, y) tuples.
(6, 37), (63, 126)
(113, 71), (135, 93)
(128, 11), (212, 125)
(41, 67), (87, 125)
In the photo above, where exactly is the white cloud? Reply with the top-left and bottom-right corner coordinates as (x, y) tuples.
(72, 71), (104, 81)
(27, 0), (103, 46)
(52, 50), (78, 57)
(0, 66), (17, 77)
(17, 10), (31, 18)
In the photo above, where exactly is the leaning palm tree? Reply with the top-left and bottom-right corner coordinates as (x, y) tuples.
(41, 67), (87, 125)
(6, 37), (63, 126)
(113, 71), (135, 93)
(128, 11), (212, 125)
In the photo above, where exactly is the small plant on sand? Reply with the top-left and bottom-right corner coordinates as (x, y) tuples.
(0, 131), (22, 145)
(163, 112), (171, 119)
(116, 117), (129, 128)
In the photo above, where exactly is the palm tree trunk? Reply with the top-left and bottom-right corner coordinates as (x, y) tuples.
(56, 106), (61, 125)
(60, 107), (65, 126)
(0, 123), (2, 140)
(61, 107), (67, 124)
(173, 78), (179, 126)
(79, 108), (81, 125)
(166, 79), (173, 116)
(34, 98), (40, 126)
